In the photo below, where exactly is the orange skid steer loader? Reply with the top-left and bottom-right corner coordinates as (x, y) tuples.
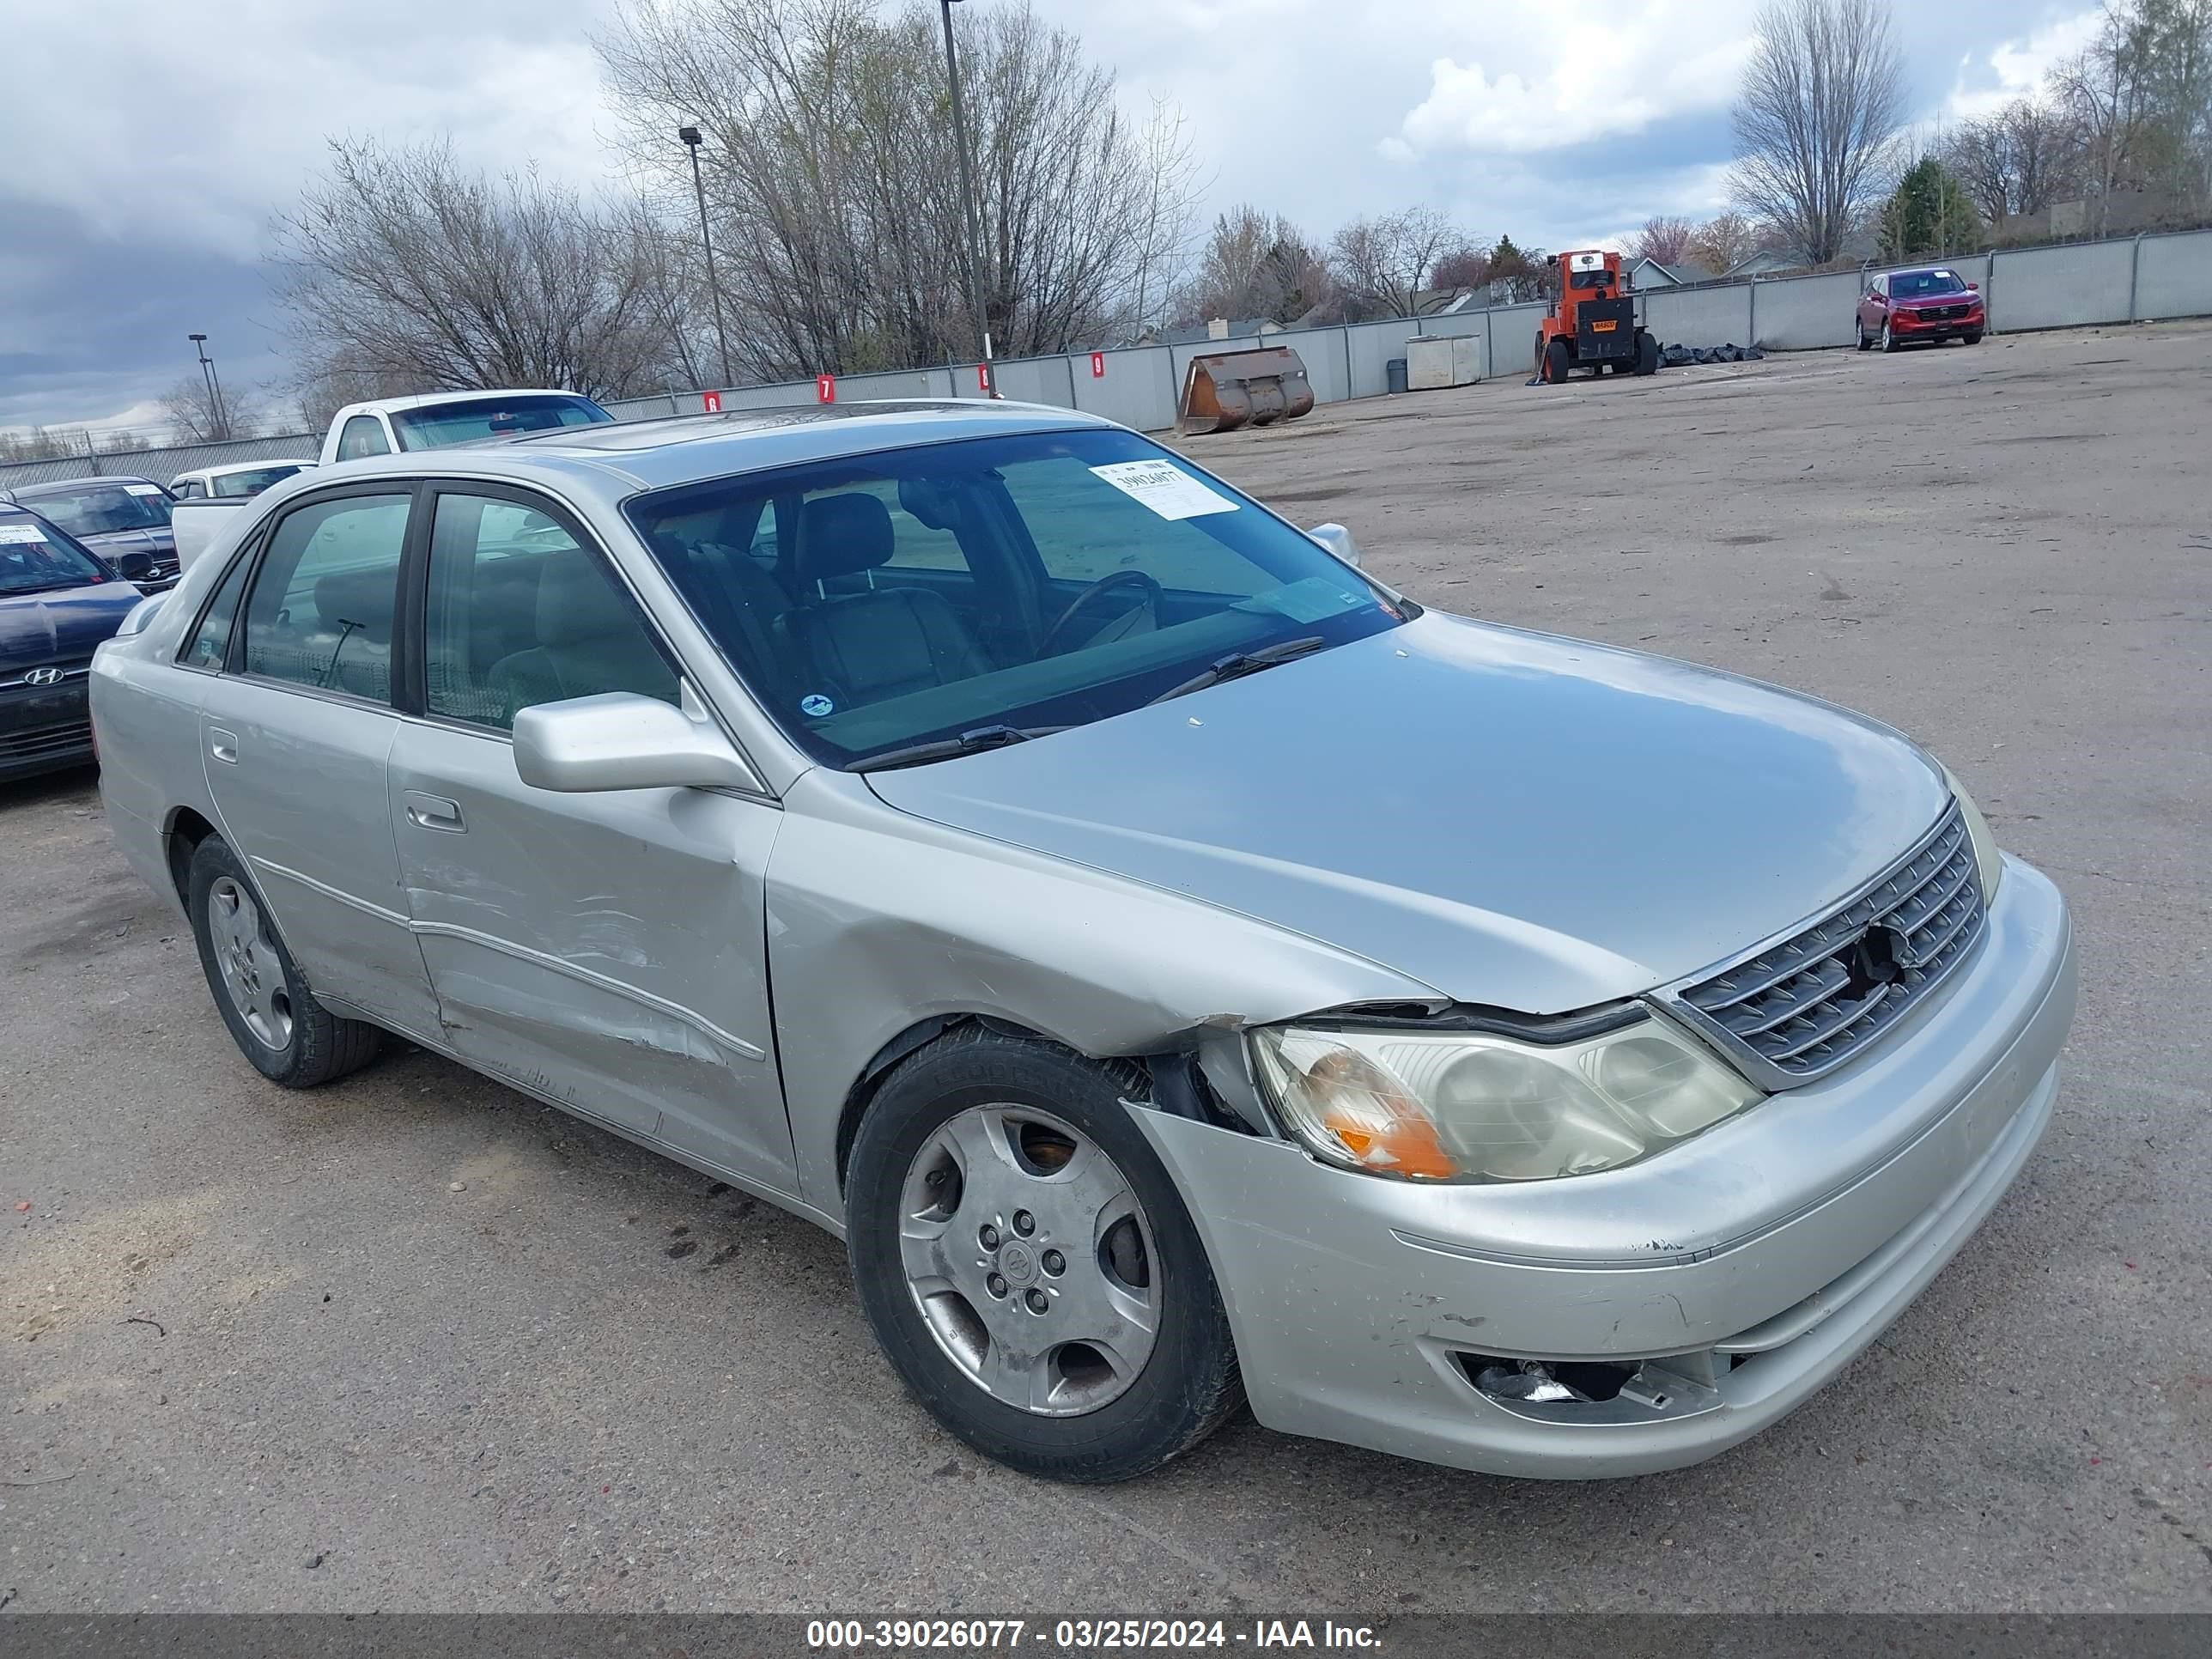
(1535, 250), (1660, 382)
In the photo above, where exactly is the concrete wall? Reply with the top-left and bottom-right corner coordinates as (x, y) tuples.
(41, 229), (2199, 495)
(1645, 283), (1754, 349)
(2135, 228), (2212, 319)
(1990, 240), (2135, 331)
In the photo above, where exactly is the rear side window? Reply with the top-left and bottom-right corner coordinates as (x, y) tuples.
(240, 494), (411, 702)
(174, 479), (205, 499)
(178, 550), (253, 671)
(422, 491), (678, 731)
(336, 416), (390, 461)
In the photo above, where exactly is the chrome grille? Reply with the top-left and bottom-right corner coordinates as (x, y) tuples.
(1666, 802), (1986, 1086)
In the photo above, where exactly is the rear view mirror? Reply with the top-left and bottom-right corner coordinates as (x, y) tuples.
(1307, 522), (1361, 568)
(513, 691), (757, 793)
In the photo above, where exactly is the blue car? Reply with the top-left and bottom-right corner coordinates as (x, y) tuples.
(0, 502), (149, 781)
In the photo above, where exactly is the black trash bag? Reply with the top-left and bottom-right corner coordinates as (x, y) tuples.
(1741, 345), (1765, 360)
(1661, 343), (1696, 367)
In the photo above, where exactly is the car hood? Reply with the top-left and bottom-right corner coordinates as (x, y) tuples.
(866, 611), (1950, 1014)
(0, 581), (143, 667)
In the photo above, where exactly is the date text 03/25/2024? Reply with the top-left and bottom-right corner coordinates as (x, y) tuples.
(805, 1620), (1383, 1650)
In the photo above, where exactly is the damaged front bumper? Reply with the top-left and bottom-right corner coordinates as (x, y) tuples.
(1132, 858), (2075, 1479)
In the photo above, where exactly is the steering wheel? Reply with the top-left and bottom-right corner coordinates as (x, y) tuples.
(1040, 568), (1164, 655)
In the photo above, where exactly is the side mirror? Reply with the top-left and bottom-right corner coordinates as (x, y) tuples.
(1307, 522), (1361, 568)
(513, 690), (757, 793)
(112, 551), (155, 581)
(1967, 281), (1980, 291)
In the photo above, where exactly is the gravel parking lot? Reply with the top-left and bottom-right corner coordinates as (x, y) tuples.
(5, 322), (2209, 1614)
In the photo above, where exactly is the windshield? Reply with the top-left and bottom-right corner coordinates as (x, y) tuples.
(211, 465), (307, 497)
(624, 427), (1405, 768)
(1892, 270), (1966, 299)
(392, 395), (614, 450)
(0, 515), (112, 594)
(24, 482), (173, 534)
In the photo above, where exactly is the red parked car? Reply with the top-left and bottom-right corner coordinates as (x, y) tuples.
(1857, 267), (1985, 351)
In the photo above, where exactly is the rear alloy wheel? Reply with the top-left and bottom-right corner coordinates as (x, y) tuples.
(187, 835), (382, 1088)
(847, 1030), (1242, 1482)
(1856, 319), (1873, 350)
(1543, 337), (1572, 385)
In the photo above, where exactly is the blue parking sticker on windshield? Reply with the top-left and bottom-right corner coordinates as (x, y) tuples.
(799, 693), (836, 718)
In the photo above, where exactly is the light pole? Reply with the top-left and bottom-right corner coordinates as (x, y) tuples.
(678, 124), (736, 392)
(939, 0), (996, 396)
(187, 332), (230, 440)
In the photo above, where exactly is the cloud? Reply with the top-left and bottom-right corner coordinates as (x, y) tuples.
(1946, 7), (2102, 120)
(1383, 4), (1757, 160)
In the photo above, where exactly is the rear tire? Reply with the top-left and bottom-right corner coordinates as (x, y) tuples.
(846, 1029), (1243, 1483)
(1542, 337), (1571, 385)
(187, 836), (382, 1088)
(1856, 320), (1873, 350)
(1632, 331), (1660, 375)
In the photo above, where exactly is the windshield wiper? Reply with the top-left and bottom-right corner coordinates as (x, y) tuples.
(848, 723), (1069, 775)
(1147, 635), (1327, 705)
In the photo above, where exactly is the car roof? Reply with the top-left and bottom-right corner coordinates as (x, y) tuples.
(338, 388), (605, 417)
(9, 474), (159, 497)
(317, 398), (1115, 496)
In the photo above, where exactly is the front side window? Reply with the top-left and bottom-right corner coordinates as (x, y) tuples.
(626, 428), (1402, 768)
(179, 548), (253, 670)
(239, 493), (410, 701)
(22, 482), (173, 535)
(0, 514), (111, 594)
(392, 396), (613, 452)
(423, 491), (678, 731)
(336, 416), (390, 461)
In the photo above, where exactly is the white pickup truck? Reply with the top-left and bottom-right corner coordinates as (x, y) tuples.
(170, 388), (616, 569)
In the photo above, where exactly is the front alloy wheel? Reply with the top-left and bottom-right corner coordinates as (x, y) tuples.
(846, 1030), (1243, 1482)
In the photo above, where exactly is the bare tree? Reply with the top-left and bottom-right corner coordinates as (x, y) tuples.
(159, 374), (234, 445)
(2052, 0), (2212, 233)
(269, 137), (676, 403)
(1176, 206), (1333, 325)
(596, 0), (1203, 377)
(1945, 98), (2083, 222)
(1682, 210), (1760, 273)
(1626, 215), (1698, 264)
(1330, 205), (1459, 318)
(1729, 0), (1906, 263)
(1430, 243), (1491, 290)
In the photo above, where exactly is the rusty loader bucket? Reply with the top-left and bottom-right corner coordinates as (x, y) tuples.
(1177, 346), (1316, 435)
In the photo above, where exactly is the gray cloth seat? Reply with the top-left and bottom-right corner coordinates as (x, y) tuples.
(776, 493), (990, 707)
(487, 548), (678, 722)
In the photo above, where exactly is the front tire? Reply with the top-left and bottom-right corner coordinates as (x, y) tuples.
(846, 1029), (1243, 1483)
(187, 836), (382, 1088)
(1881, 319), (1899, 353)
(1963, 330), (1984, 345)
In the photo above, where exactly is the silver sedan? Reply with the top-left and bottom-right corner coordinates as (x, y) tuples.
(90, 401), (2075, 1482)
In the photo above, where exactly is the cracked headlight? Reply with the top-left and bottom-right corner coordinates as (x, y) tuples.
(1249, 1016), (1763, 1183)
(1942, 764), (2004, 903)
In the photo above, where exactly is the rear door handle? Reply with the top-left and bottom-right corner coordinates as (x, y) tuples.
(208, 728), (239, 765)
(404, 790), (465, 833)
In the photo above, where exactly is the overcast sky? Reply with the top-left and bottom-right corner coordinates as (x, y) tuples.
(0, 0), (2100, 437)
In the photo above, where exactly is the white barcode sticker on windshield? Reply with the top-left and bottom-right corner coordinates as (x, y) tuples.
(0, 524), (48, 544)
(125, 483), (165, 497)
(1090, 459), (1238, 521)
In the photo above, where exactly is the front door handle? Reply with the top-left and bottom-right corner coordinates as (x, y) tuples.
(404, 791), (465, 833)
(209, 727), (239, 765)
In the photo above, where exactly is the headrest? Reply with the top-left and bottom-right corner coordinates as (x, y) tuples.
(535, 548), (623, 647)
(314, 568), (397, 641)
(793, 492), (895, 585)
